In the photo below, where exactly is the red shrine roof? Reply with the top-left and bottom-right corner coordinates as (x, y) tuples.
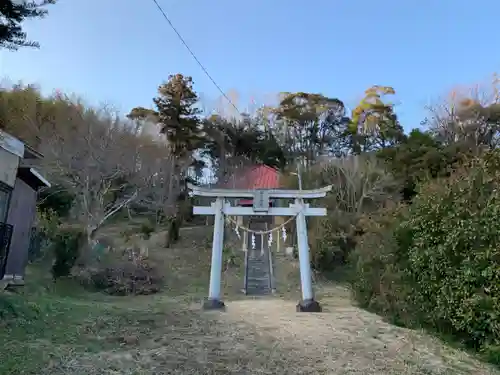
(220, 164), (280, 205)
(218, 164), (280, 189)
(242, 165), (280, 189)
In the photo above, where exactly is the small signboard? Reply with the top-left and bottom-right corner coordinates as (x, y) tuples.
(253, 189), (270, 212)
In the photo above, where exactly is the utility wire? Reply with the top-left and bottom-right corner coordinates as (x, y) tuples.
(150, 0), (241, 115)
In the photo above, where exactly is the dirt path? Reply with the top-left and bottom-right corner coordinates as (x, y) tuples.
(42, 227), (497, 374)
(32, 290), (500, 375)
(221, 294), (499, 375)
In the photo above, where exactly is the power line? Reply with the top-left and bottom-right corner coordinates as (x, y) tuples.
(150, 0), (241, 115)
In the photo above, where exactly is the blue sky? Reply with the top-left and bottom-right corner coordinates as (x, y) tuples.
(1, 0), (499, 132)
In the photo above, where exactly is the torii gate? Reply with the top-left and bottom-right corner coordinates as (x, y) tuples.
(188, 183), (332, 312)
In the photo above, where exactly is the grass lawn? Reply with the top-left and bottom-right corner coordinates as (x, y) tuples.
(0, 226), (498, 374)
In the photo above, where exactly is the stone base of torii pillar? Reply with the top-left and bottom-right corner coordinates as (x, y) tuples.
(202, 298), (226, 311)
(296, 299), (322, 312)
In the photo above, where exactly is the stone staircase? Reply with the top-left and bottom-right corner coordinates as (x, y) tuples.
(244, 220), (274, 296)
(245, 249), (272, 295)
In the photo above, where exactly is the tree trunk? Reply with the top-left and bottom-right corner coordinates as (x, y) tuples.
(165, 216), (180, 248)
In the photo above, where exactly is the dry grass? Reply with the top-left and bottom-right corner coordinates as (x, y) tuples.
(225, 295), (497, 374)
(1, 225), (499, 374)
(46, 299), (324, 375)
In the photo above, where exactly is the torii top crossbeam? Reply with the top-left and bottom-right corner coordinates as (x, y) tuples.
(187, 183), (332, 199)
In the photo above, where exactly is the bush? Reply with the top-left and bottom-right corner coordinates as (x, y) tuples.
(350, 204), (415, 326)
(51, 227), (85, 279)
(297, 155), (398, 273)
(38, 185), (75, 218)
(351, 151), (500, 363)
(403, 153), (500, 351)
(80, 258), (163, 296)
(140, 221), (155, 240)
(309, 214), (358, 272)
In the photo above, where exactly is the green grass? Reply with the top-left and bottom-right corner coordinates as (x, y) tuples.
(0, 287), (165, 374)
(1, 224), (498, 375)
(0, 226), (225, 374)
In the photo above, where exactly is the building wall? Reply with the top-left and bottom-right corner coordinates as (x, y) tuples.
(4, 177), (37, 278)
(0, 148), (19, 188)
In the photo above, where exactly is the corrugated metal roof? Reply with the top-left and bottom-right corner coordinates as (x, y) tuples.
(0, 130), (25, 158)
(227, 165), (280, 206)
(223, 164), (280, 190)
(246, 165), (280, 189)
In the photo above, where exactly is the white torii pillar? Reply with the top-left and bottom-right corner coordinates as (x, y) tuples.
(188, 183), (332, 312)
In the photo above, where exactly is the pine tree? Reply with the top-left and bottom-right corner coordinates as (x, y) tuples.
(0, 0), (55, 50)
(153, 74), (203, 158)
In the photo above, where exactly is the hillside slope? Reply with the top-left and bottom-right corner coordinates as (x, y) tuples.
(0, 225), (497, 374)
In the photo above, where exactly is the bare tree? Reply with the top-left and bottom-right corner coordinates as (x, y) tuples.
(424, 79), (500, 148)
(131, 138), (178, 227)
(42, 103), (158, 244)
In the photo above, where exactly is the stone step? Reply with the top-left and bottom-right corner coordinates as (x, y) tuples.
(248, 263), (268, 268)
(247, 278), (270, 284)
(248, 274), (270, 279)
(247, 273), (268, 278)
(247, 284), (269, 290)
(247, 275), (268, 279)
(248, 269), (268, 273)
(247, 276), (269, 281)
(244, 238), (273, 296)
(246, 288), (271, 296)
(246, 284), (271, 289)
(247, 275), (270, 281)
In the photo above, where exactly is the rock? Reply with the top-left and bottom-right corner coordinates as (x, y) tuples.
(121, 335), (139, 345)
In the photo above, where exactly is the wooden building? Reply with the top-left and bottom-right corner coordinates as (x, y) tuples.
(0, 131), (50, 284)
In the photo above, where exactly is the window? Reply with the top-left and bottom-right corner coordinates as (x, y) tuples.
(0, 183), (12, 223)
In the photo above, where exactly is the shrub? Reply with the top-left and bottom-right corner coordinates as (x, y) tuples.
(298, 155), (398, 273)
(350, 204), (417, 325)
(140, 222), (155, 240)
(38, 185), (75, 218)
(51, 227), (85, 279)
(309, 214), (358, 272)
(79, 258), (163, 296)
(29, 209), (59, 262)
(403, 152), (500, 351)
(351, 151), (500, 363)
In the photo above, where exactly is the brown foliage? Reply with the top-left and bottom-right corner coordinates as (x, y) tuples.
(0, 83), (178, 243)
(87, 259), (162, 296)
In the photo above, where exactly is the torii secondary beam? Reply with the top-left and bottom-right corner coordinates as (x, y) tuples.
(193, 202), (326, 216)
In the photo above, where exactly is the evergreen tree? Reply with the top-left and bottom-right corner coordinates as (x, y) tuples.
(0, 0), (55, 50)
(154, 74), (204, 158)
